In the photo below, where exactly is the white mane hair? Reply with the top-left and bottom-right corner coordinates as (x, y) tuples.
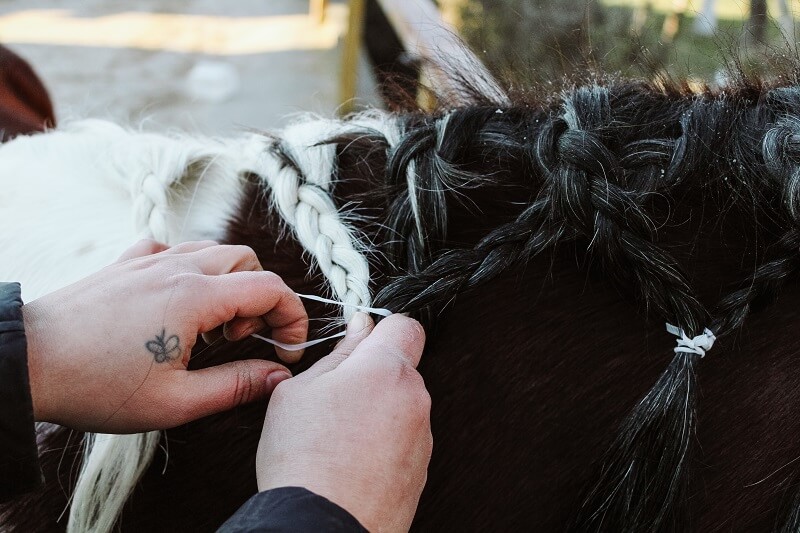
(0, 111), (404, 532)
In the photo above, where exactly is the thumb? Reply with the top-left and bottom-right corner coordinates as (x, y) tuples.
(171, 359), (292, 424)
(299, 312), (374, 380)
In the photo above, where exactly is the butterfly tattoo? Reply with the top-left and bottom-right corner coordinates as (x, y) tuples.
(145, 329), (181, 363)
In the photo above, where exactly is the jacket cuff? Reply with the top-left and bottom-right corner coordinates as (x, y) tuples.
(217, 486), (367, 532)
(0, 282), (42, 502)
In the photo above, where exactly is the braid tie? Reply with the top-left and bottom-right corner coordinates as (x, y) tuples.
(666, 323), (716, 357)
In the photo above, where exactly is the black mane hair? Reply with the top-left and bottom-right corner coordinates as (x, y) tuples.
(7, 64), (800, 532)
(358, 70), (800, 531)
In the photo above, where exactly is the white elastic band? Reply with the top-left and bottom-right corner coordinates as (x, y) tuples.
(250, 293), (393, 352)
(295, 293), (393, 317)
(665, 323), (716, 358)
(251, 331), (346, 351)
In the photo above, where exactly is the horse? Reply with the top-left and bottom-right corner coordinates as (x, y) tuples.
(3, 59), (800, 532)
(0, 44), (54, 140)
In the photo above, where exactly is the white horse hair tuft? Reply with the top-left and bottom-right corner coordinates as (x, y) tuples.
(68, 433), (160, 533)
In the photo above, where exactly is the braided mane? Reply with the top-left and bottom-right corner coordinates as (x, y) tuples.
(364, 76), (800, 531)
(5, 67), (800, 531)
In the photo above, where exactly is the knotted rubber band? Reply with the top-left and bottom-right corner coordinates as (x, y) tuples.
(665, 323), (716, 358)
(250, 293), (393, 351)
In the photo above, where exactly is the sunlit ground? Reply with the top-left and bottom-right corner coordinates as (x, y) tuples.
(0, 0), (378, 134)
(0, 6), (348, 54)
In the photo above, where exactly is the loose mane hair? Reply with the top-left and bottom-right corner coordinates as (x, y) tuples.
(4, 58), (800, 532)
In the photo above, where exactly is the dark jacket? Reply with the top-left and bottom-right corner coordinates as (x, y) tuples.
(0, 282), (365, 532)
(0, 282), (41, 503)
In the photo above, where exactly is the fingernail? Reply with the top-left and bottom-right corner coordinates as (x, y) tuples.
(266, 370), (292, 391)
(346, 312), (368, 334)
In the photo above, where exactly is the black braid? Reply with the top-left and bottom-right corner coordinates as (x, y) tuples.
(383, 108), (501, 274)
(370, 82), (800, 530)
(374, 196), (567, 315)
(538, 87), (708, 532)
(533, 88), (706, 329)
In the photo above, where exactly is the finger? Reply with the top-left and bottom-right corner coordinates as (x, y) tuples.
(187, 245), (263, 275)
(201, 326), (224, 345)
(171, 360), (292, 424)
(116, 239), (169, 262)
(222, 316), (264, 342)
(161, 240), (219, 255)
(298, 313), (374, 380)
(339, 314), (425, 370)
(194, 271), (308, 364)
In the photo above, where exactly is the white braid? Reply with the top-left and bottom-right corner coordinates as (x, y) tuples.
(121, 133), (249, 244)
(242, 117), (393, 318)
(132, 173), (171, 242)
(1, 113), (404, 533)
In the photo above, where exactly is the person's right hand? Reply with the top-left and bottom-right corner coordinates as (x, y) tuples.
(256, 313), (431, 532)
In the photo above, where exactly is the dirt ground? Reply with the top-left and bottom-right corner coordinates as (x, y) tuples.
(0, 0), (378, 135)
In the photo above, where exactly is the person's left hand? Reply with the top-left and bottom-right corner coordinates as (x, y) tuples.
(22, 239), (308, 433)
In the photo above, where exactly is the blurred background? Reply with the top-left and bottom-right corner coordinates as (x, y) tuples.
(0, 0), (797, 134)
(448, 0), (800, 87)
(0, 0), (379, 134)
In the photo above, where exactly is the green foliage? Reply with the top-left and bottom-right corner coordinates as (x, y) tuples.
(454, 0), (799, 86)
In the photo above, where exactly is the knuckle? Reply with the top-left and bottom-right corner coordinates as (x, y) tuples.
(231, 361), (256, 405)
(136, 238), (163, 252)
(407, 373), (431, 411)
(269, 378), (294, 404)
(386, 314), (426, 341)
(372, 356), (426, 391)
(416, 385), (432, 413)
(230, 244), (259, 262)
(188, 239), (219, 248)
(259, 270), (283, 285)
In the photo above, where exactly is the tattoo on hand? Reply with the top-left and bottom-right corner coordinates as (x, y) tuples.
(146, 329), (181, 363)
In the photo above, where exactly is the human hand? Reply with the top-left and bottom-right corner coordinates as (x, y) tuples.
(22, 239), (308, 433)
(256, 313), (431, 533)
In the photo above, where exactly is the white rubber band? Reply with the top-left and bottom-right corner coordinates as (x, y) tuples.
(665, 323), (716, 358)
(250, 293), (394, 351)
(251, 331), (346, 351)
(295, 293), (393, 317)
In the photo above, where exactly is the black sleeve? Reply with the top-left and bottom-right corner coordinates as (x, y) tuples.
(217, 487), (368, 533)
(0, 282), (42, 502)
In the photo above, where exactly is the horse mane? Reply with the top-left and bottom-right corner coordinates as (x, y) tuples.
(4, 56), (800, 531)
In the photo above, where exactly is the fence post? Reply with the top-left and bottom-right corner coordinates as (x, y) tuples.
(339, 0), (366, 115)
(310, 0), (329, 24)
